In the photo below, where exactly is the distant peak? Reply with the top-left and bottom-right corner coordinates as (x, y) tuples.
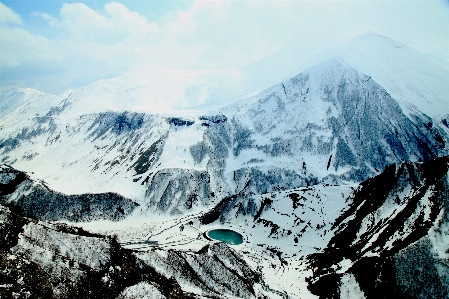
(312, 56), (355, 71)
(352, 31), (407, 48)
(0, 87), (44, 96)
(328, 56), (350, 67)
(354, 31), (394, 41)
(297, 55), (360, 81)
(356, 31), (382, 38)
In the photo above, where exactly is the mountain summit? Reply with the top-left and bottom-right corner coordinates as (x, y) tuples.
(0, 33), (448, 298)
(2, 34), (447, 200)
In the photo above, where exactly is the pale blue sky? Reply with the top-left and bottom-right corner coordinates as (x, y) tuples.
(2, 0), (192, 28)
(1, 0), (448, 94)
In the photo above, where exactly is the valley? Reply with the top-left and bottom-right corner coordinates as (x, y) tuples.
(1, 32), (449, 298)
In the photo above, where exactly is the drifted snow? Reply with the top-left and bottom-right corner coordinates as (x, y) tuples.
(1, 32), (449, 299)
(118, 282), (165, 299)
(339, 273), (366, 299)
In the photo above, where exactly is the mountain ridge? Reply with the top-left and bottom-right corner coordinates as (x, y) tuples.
(1, 156), (448, 298)
(1, 51), (447, 206)
(1, 32), (449, 298)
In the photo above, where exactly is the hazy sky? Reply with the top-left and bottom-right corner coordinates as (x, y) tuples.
(1, 0), (448, 94)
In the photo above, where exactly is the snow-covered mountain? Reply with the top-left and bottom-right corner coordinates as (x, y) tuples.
(0, 164), (138, 222)
(1, 155), (448, 298)
(1, 32), (449, 298)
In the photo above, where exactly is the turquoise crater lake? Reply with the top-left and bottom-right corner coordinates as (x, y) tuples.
(206, 229), (244, 245)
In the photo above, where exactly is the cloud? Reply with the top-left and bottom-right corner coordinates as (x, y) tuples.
(57, 3), (112, 35)
(104, 2), (161, 36)
(33, 12), (56, 22)
(0, 26), (61, 67)
(0, 2), (22, 24)
(1, 0), (449, 94)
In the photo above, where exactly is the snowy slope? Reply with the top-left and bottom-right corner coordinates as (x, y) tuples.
(1, 157), (448, 298)
(232, 32), (449, 123)
(3, 31), (449, 299)
(307, 155), (449, 298)
(294, 32), (449, 120)
(0, 164), (138, 222)
(219, 56), (447, 187)
(56, 66), (249, 117)
(80, 156), (449, 299)
(0, 37), (448, 213)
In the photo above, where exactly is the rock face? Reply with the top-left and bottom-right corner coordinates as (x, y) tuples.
(0, 165), (138, 222)
(0, 203), (262, 299)
(139, 58), (448, 217)
(0, 156), (449, 298)
(0, 204), (191, 299)
(1, 33), (449, 298)
(227, 58), (447, 184)
(136, 243), (260, 298)
(0, 57), (447, 217)
(306, 156), (449, 299)
(144, 168), (212, 215)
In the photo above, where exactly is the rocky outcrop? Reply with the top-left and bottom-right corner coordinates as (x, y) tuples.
(0, 203), (191, 299)
(136, 243), (260, 298)
(0, 165), (138, 222)
(306, 156), (449, 298)
(144, 168), (212, 215)
(0, 203), (263, 299)
(230, 58), (448, 183)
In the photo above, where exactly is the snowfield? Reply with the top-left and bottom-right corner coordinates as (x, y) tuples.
(1, 32), (449, 298)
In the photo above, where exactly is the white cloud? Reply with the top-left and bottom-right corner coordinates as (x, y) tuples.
(0, 26), (61, 67)
(33, 12), (56, 22)
(0, 2), (22, 24)
(104, 2), (161, 36)
(1, 0), (449, 94)
(58, 3), (112, 35)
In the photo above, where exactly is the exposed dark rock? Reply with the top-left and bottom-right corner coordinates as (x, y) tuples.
(234, 167), (319, 195)
(306, 156), (449, 298)
(132, 138), (165, 175)
(393, 238), (449, 299)
(167, 117), (194, 126)
(232, 120), (253, 157)
(88, 112), (146, 140)
(0, 116), (58, 153)
(144, 168), (211, 215)
(0, 250), (53, 299)
(136, 242), (259, 298)
(254, 197), (272, 220)
(189, 141), (208, 165)
(0, 204), (192, 299)
(199, 114), (228, 124)
(0, 165), (138, 222)
(200, 180), (251, 225)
